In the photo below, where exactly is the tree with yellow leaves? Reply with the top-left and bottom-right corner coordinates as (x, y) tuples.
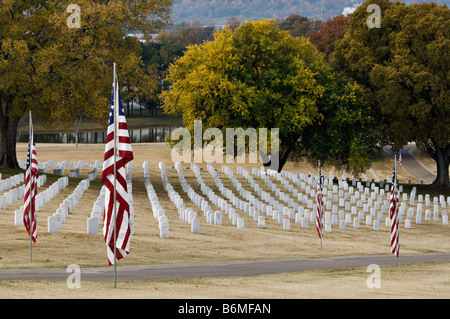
(0, 0), (172, 169)
(162, 19), (380, 172)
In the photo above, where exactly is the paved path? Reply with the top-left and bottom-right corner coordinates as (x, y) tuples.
(383, 143), (436, 183)
(1, 253), (450, 282)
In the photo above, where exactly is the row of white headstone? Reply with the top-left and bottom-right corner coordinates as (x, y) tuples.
(174, 162), (222, 230)
(143, 162), (163, 228)
(160, 162), (201, 235)
(144, 162), (168, 238)
(87, 186), (106, 235)
(13, 175), (62, 225)
(188, 163), (248, 229)
(157, 162), (173, 238)
(3, 175), (46, 216)
(256, 167), (448, 231)
(18, 159), (101, 176)
(0, 173), (24, 193)
(190, 163), (232, 226)
(261, 167), (378, 230)
(230, 166), (294, 230)
(48, 178), (90, 233)
(126, 162), (135, 235)
(144, 162), (164, 229)
(87, 161), (134, 235)
(0, 174), (28, 210)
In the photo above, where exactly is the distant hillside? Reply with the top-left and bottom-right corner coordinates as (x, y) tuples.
(170, 0), (449, 24)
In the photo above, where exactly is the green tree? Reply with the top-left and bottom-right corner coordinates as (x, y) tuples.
(0, 0), (172, 169)
(140, 41), (185, 116)
(155, 21), (216, 46)
(162, 19), (379, 172)
(335, 0), (450, 188)
(279, 14), (322, 38)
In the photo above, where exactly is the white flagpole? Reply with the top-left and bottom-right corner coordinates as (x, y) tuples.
(319, 160), (322, 250)
(29, 111), (33, 263)
(113, 63), (118, 287)
(394, 154), (398, 267)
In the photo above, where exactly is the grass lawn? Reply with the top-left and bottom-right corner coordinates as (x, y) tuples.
(0, 143), (448, 298)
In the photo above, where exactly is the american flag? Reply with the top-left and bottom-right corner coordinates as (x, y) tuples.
(389, 162), (399, 257)
(23, 112), (38, 243)
(101, 70), (134, 266)
(316, 162), (324, 243)
(398, 150), (402, 169)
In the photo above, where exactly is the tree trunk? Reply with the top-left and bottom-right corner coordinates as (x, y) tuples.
(261, 134), (299, 173)
(431, 145), (450, 189)
(0, 110), (20, 170)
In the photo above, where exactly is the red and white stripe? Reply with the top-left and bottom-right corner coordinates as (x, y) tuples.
(23, 115), (38, 243)
(390, 170), (399, 257)
(101, 72), (134, 266)
(316, 171), (324, 240)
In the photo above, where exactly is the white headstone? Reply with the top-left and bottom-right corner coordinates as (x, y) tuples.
(405, 219), (411, 229)
(353, 217), (359, 229)
(159, 221), (169, 238)
(14, 210), (24, 225)
(87, 216), (99, 235)
(331, 214), (338, 226)
(191, 218), (200, 233)
(214, 211), (222, 226)
(48, 216), (59, 233)
(258, 216), (265, 229)
(283, 218), (290, 231)
(425, 209), (431, 221)
(232, 213), (238, 225)
(277, 213), (284, 225)
(366, 215), (372, 226)
(345, 213), (352, 224)
(385, 217), (391, 227)
(236, 217), (244, 229)
(415, 212), (422, 224)
(373, 220), (379, 231)
(301, 216), (308, 228)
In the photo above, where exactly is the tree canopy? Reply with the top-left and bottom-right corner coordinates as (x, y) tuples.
(162, 19), (380, 172)
(0, 0), (172, 169)
(306, 14), (350, 61)
(335, 0), (450, 188)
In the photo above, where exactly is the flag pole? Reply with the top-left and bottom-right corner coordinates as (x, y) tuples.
(29, 111), (33, 264)
(113, 63), (118, 287)
(318, 160), (322, 250)
(319, 160), (322, 250)
(394, 154), (398, 268)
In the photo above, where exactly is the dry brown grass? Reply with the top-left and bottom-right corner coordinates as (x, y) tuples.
(0, 142), (449, 298)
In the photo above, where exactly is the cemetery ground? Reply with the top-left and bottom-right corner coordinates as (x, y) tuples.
(0, 143), (449, 298)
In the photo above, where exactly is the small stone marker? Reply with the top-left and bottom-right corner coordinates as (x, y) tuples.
(258, 216), (265, 229)
(191, 218), (200, 233)
(237, 218), (244, 229)
(159, 221), (169, 238)
(283, 218), (290, 231)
